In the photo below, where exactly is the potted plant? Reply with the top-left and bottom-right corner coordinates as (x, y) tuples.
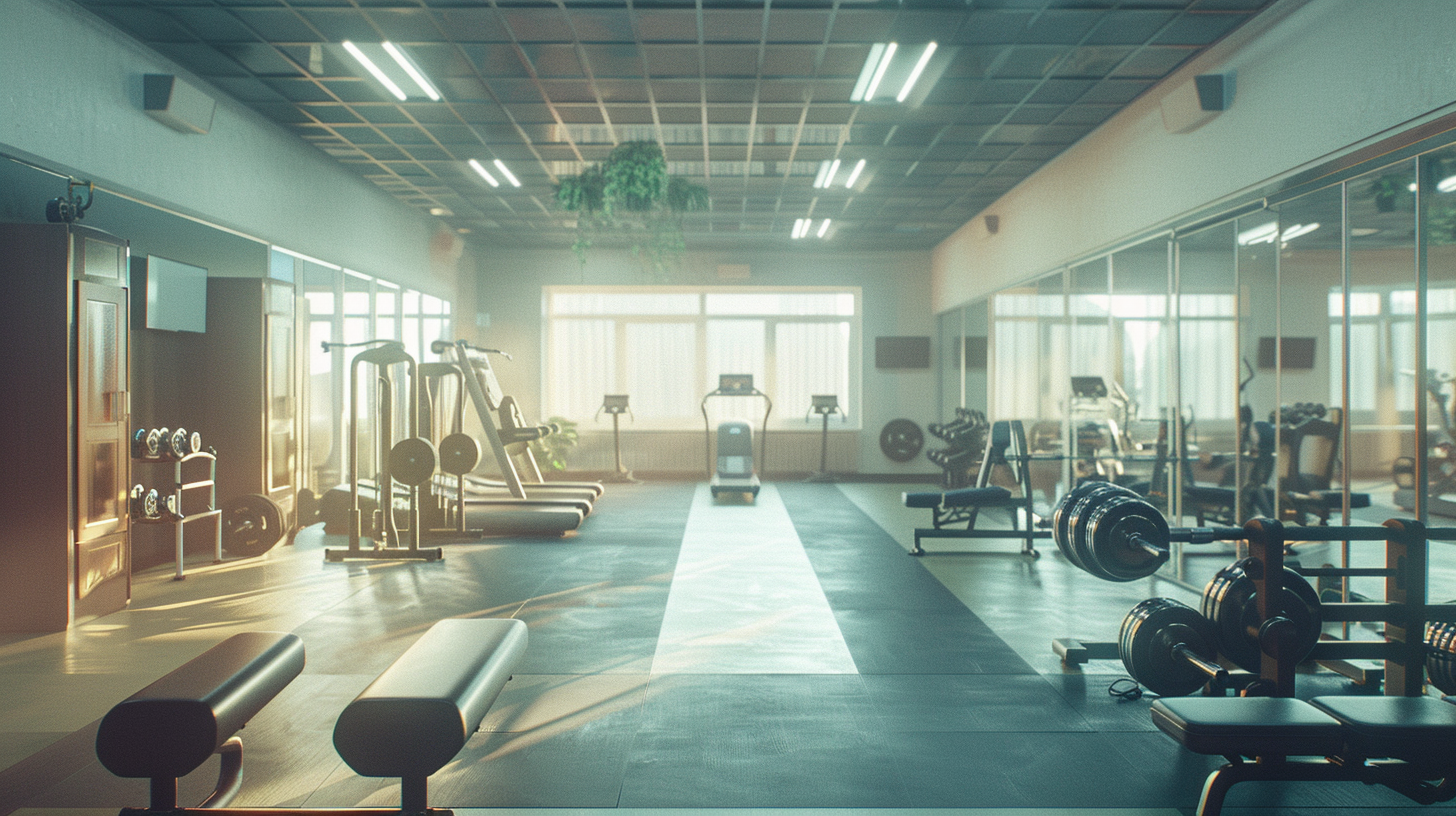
(555, 141), (708, 278)
(530, 416), (579, 472)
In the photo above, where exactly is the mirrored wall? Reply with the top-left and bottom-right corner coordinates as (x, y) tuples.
(937, 141), (1456, 597)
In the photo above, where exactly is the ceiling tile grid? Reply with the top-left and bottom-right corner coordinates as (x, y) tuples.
(70, 0), (1274, 251)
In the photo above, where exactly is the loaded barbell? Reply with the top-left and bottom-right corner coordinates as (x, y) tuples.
(1119, 597), (1229, 697)
(1051, 487), (1408, 583)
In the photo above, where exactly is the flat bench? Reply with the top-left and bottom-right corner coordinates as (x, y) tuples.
(902, 486), (1047, 556)
(1151, 695), (1456, 816)
(95, 631), (306, 810)
(333, 617), (528, 813)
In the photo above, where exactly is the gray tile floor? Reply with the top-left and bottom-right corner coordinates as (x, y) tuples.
(0, 479), (1453, 816)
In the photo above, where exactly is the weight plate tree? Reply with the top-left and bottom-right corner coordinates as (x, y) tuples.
(879, 419), (924, 463)
(1201, 558), (1321, 674)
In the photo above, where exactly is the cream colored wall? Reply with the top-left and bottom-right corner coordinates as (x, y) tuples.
(933, 0), (1456, 312)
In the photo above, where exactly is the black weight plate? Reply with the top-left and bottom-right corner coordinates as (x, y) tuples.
(1201, 559), (1321, 673)
(1052, 482), (1114, 567)
(168, 427), (189, 460)
(1120, 598), (1220, 697)
(129, 484), (146, 520)
(879, 419), (924, 463)
(390, 437), (438, 486)
(1065, 482), (1137, 576)
(1085, 495), (1169, 582)
(222, 493), (285, 558)
(132, 429), (150, 460)
(1427, 622), (1456, 695)
(438, 432), (481, 475)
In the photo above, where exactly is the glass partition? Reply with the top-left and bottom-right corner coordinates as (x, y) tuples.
(1272, 185), (1346, 525)
(1110, 237), (1172, 510)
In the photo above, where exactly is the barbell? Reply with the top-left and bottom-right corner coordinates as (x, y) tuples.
(1050, 486), (1412, 583)
(1119, 597), (1228, 697)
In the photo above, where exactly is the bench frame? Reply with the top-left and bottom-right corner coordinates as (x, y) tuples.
(1188, 754), (1456, 816)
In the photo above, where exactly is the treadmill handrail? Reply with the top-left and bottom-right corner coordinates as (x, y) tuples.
(700, 387), (773, 479)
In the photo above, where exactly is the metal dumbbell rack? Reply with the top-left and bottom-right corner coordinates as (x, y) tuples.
(1053, 484), (1453, 697)
(131, 429), (222, 581)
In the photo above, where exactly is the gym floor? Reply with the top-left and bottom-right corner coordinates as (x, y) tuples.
(0, 480), (1451, 816)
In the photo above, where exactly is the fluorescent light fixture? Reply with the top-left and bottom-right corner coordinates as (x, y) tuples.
(817, 218), (831, 238)
(813, 161), (833, 188)
(850, 43), (887, 102)
(493, 159), (521, 187)
(897, 42), (937, 102)
(844, 159), (866, 188)
(1236, 221), (1278, 246)
(852, 42), (897, 102)
(1439, 174), (1456, 193)
(468, 159), (499, 187)
(825, 159), (840, 188)
(382, 42), (440, 101)
(792, 218), (807, 239)
(1280, 222), (1319, 241)
(343, 40), (406, 101)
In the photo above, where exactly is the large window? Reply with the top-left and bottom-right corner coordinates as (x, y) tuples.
(544, 286), (860, 428)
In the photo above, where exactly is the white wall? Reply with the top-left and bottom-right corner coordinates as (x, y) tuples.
(933, 0), (1456, 311)
(0, 0), (460, 293)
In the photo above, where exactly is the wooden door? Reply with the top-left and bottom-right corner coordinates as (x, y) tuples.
(75, 281), (129, 607)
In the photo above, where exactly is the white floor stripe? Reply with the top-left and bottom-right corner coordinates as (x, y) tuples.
(651, 483), (858, 674)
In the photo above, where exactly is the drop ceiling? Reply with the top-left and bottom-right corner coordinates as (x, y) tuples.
(71, 0), (1277, 251)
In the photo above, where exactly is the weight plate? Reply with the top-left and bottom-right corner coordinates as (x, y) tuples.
(142, 489), (160, 519)
(1120, 598), (1221, 697)
(1084, 495), (1170, 582)
(189, 431), (202, 455)
(1053, 482), (1134, 571)
(168, 427), (189, 460)
(1065, 483), (1138, 576)
(145, 429), (162, 458)
(221, 494), (285, 558)
(1427, 622), (1456, 696)
(161, 494), (180, 520)
(438, 432), (481, 475)
(879, 419), (924, 463)
(389, 437), (438, 486)
(132, 429), (150, 460)
(1200, 558), (1321, 673)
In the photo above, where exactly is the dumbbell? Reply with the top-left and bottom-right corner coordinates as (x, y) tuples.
(128, 485), (161, 520)
(1119, 597), (1229, 697)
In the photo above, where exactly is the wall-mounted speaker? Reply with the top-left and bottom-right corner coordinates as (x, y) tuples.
(143, 74), (215, 135)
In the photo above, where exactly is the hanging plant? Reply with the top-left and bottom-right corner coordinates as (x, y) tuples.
(554, 141), (708, 279)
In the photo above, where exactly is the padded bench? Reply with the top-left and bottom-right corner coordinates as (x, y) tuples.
(95, 631), (306, 810)
(1151, 695), (1456, 816)
(333, 617), (528, 813)
(902, 486), (1047, 556)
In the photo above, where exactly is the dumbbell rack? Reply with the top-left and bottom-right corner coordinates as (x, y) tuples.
(133, 450), (222, 581)
(1057, 517), (1450, 698)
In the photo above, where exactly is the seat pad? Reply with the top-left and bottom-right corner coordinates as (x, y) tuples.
(1151, 697), (1344, 757)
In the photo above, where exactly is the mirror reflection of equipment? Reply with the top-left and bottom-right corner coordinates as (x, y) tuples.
(701, 374), (772, 501)
(595, 394), (637, 483)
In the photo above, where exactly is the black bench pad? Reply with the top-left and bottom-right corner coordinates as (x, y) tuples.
(902, 486), (1011, 509)
(1311, 695), (1456, 759)
(1150, 697), (1344, 757)
(333, 618), (527, 780)
(95, 632), (305, 779)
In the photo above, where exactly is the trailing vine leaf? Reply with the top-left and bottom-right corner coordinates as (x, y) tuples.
(553, 141), (709, 276)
